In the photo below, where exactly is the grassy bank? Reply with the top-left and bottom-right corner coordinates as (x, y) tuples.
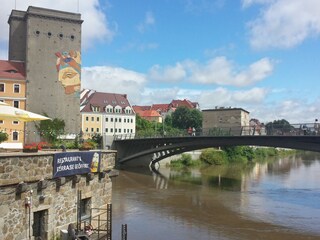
(168, 146), (296, 168)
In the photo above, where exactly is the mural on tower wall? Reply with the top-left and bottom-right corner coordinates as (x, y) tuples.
(55, 50), (81, 94)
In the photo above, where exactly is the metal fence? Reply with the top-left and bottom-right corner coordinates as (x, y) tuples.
(114, 123), (320, 140)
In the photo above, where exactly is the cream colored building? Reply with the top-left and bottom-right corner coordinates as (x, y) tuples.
(202, 107), (250, 135)
(0, 60), (26, 148)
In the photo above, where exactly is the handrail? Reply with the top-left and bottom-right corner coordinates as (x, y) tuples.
(114, 122), (320, 140)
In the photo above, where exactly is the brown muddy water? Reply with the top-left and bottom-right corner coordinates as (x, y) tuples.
(111, 153), (320, 240)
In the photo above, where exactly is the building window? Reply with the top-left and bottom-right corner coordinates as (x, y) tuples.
(85, 128), (88, 132)
(97, 117), (100, 121)
(119, 118), (122, 123)
(0, 120), (3, 124)
(80, 198), (91, 220)
(105, 117), (108, 122)
(91, 117), (94, 121)
(124, 129), (126, 133)
(111, 118), (113, 122)
(115, 118), (118, 122)
(86, 116), (89, 121)
(115, 128), (117, 133)
(110, 128), (113, 133)
(119, 129), (121, 133)
(13, 100), (19, 108)
(96, 128), (99, 132)
(91, 128), (94, 132)
(12, 132), (18, 141)
(13, 121), (19, 125)
(0, 83), (4, 92)
(13, 84), (20, 93)
(131, 119), (133, 123)
(105, 128), (108, 133)
(124, 118), (126, 123)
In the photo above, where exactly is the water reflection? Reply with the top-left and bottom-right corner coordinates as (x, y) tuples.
(112, 153), (320, 240)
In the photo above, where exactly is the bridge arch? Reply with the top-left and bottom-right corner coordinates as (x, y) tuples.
(113, 136), (320, 166)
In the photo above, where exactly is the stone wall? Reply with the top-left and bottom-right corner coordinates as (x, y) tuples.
(0, 150), (117, 240)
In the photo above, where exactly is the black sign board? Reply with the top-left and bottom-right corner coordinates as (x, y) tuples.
(53, 151), (101, 178)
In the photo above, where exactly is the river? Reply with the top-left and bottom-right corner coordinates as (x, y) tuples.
(111, 152), (320, 240)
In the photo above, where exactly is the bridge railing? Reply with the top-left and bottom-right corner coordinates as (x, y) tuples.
(113, 123), (320, 140)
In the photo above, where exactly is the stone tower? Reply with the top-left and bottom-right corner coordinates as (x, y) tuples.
(8, 6), (83, 142)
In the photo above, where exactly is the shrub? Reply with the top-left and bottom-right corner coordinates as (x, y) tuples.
(170, 154), (201, 168)
(0, 131), (8, 143)
(200, 148), (227, 165)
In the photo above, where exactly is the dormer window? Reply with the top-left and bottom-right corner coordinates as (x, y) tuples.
(105, 106), (113, 113)
(91, 106), (100, 112)
(5, 69), (18, 73)
(115, 106), (122, 114)
(125, 106), (132, 114)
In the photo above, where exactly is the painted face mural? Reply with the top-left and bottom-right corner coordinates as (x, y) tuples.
(55, 50), (81, 94)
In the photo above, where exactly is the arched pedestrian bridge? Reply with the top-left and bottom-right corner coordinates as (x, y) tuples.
(112, 124), (320, 166)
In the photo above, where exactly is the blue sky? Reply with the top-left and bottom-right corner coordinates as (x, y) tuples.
(1, 0), (320, 123)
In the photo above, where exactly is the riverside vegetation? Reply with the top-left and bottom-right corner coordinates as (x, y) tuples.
(168, 146), (296, 168)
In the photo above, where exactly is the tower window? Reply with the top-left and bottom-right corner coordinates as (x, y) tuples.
(35, 30), (40, 36)
(59, 33), (63, 39)
(14, 84), (20, 93)
(47, 32), (52, 37)
(70, 35), (75, 40)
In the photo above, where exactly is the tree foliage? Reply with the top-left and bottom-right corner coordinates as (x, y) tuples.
(265, 119), (293, 135)
(171, 107), (202, 130)
(36, 114), (65, 143)
(0, 131), (8, 144)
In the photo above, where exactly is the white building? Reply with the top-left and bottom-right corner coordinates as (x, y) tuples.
(80, 89), (136, 147)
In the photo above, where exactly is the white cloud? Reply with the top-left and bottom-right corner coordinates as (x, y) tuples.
(245, 0), (320, 49)
(137, 11), (155, 33)
(0, 0), (115, 52)
(82, 66), (146, 104)
(148, 57), (274, 87)
(148, 63), (186, 82)
(82, 64), (320, 123)
(199, 87), (268, 109)
(0, 48), (7, 60)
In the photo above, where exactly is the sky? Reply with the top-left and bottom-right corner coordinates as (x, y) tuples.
(1, 0), (320, 124)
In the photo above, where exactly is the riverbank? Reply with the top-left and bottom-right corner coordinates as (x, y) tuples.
(166, 146), (296, 168)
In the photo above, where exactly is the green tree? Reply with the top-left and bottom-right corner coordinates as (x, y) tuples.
(36, 114), (65, 143)
(91, 133), (103, 149)
(171, 106), (202, 130)
(265, 119), (293, 135)
(0, 131), (8, 144)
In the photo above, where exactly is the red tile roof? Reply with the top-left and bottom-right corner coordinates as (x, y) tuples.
(80, 89), (132, 114)
(132, 105), (151, 112)
(170, 99), (195, 109)
(138, 110), (161, 117)
(151, 104), (170, 113)
(0, 60), (25, 80)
